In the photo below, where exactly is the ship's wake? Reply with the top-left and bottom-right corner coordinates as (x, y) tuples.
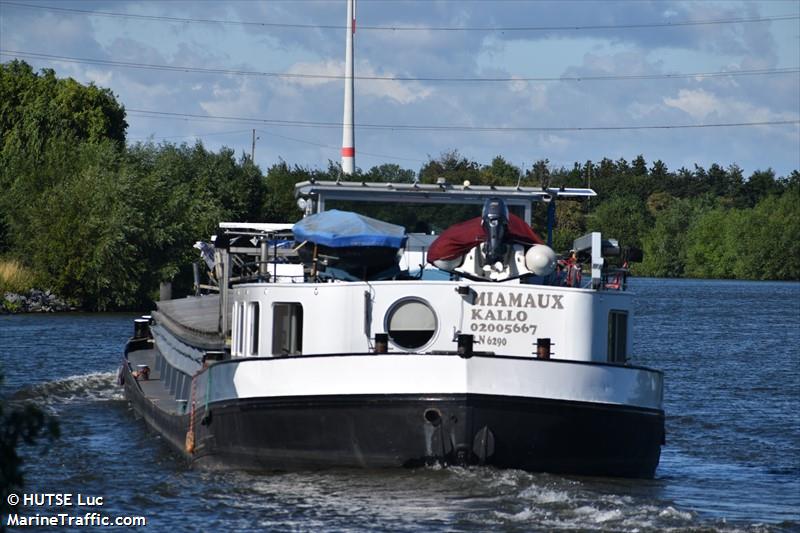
(189, 465), (784, 533)
(9, 371), (123, 407)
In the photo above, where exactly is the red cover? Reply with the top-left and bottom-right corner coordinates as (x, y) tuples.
(427, 214), (543, 262)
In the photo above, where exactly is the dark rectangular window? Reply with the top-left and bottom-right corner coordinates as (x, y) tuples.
(608, 310), (628, 363)
(272, 303), (303, 355)
(249, 302), (260, 356)
(234, 303), (245, 356)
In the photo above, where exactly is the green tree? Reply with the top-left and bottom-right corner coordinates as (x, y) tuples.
(528, 159), (552, 189)
(587, 195), (651, 249)
(639, 198), (698, 277)
(684, 208), (742, 278)
(480, 156), (520, 187)
(738, 169), (782, 208)
(0, 60), (129, 289)
(631, 155), (648, 176)
(263, 161), (314, 223)
(551, 200), (586, 252)
(734, 192), (800, 280)
(17, 141), (144, 309)
(365, 163), (415, 183)
(0, 60), (126, 205)
(418, 150), (480, 184)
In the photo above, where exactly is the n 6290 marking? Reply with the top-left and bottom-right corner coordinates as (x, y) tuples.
(473, 335), (508, 347)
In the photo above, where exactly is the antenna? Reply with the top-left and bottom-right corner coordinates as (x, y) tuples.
(341, 0), (355, 175)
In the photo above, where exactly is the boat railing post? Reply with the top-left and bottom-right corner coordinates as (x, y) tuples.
(192, 262), (201, 296)
(536, 338), (552, 359)
(374, 333), (388, 354)
(259, 238), (269, 279)
(159, 281), (172, 301)
(457, 334), (474, 358)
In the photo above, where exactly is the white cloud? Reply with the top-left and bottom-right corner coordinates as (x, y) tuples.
(663, 88), (720, 119)
(663, 88), (798, 124)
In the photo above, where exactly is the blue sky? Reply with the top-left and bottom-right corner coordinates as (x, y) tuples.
(1, 0), (798, 177)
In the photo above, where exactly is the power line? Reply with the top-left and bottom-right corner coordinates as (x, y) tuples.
(1, 1), (797, 31)
(127, 128), (253, 141)
(126, 108), (800, 132)
(255, 129), (426, 163)
(4, 50), (798, 83)
(126, 126), (425, 163)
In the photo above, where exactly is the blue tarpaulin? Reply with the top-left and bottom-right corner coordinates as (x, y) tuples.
(293, 210), (407, 248)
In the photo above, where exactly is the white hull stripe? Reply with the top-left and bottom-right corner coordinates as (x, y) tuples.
(193, 354), (663, 411)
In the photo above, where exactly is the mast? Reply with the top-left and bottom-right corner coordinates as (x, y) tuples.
(341, 0), (355, 175)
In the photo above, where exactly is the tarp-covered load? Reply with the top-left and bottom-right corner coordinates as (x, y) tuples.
(427, 214), (543, 263)
(293, 209), (407, 249)
(293, 210), (407, 280)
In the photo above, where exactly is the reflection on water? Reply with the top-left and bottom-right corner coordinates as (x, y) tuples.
(1, 279), (798, 532)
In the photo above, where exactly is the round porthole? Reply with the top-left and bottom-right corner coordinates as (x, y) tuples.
(385, 298), (437, 350)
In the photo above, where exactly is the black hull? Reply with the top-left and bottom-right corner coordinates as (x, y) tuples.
(122, 353), (663, 478)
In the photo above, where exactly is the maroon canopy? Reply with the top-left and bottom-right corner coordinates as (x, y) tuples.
(427, 214), (544, 263)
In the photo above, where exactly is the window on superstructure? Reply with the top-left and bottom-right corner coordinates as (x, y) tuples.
(233, 302), (245, 356)
(272, 303), (303, 356)
(249, 302), (260, 356)
(608, 310), (628, 363)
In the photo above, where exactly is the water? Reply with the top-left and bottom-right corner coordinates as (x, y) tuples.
(1, 279), (798, 532)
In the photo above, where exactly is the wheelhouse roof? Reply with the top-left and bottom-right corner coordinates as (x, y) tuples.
(294, 180), (596, 224)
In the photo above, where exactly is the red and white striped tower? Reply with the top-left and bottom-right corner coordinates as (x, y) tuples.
(341, 0), (355, 175)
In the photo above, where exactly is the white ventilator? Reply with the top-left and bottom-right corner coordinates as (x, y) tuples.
(341, 0), (355, 174)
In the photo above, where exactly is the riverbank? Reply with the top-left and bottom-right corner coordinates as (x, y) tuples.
(1, 290), (78, 314)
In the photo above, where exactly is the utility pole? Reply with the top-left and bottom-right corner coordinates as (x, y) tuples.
(251, 129), (257, 161)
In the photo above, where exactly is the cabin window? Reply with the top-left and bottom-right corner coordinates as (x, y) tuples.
(233, 302), (245, 356)
(385, 298), (437, 350)
(272, 303), (303, 355)
(608, 310), (628, 363)
(249, 302), (260, 356)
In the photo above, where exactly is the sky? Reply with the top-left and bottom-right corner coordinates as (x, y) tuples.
(1, 0), (799, 177)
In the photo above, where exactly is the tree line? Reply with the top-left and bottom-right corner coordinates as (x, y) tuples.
(1, 60), (797, 310)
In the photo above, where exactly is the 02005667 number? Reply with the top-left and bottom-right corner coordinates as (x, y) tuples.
(470, 323), (537, 335)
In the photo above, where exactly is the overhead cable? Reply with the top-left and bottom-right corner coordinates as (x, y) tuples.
(127, 127), (425, 163)
(255, 129), (426, 163)
(1, 2), (797, 31)
(3, 50), (797, 83)
(127, 128), (253, 142)
(126, 108), (800, 132)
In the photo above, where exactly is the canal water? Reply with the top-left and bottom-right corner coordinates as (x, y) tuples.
(1, 278), (798, 532)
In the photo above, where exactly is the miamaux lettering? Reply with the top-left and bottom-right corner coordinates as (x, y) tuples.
(473, 291), (563, 312)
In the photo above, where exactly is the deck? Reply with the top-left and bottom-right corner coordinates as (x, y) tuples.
(154, 295), (226, 350)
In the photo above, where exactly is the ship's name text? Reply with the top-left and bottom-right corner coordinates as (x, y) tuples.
(472, 291), (564, 319)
